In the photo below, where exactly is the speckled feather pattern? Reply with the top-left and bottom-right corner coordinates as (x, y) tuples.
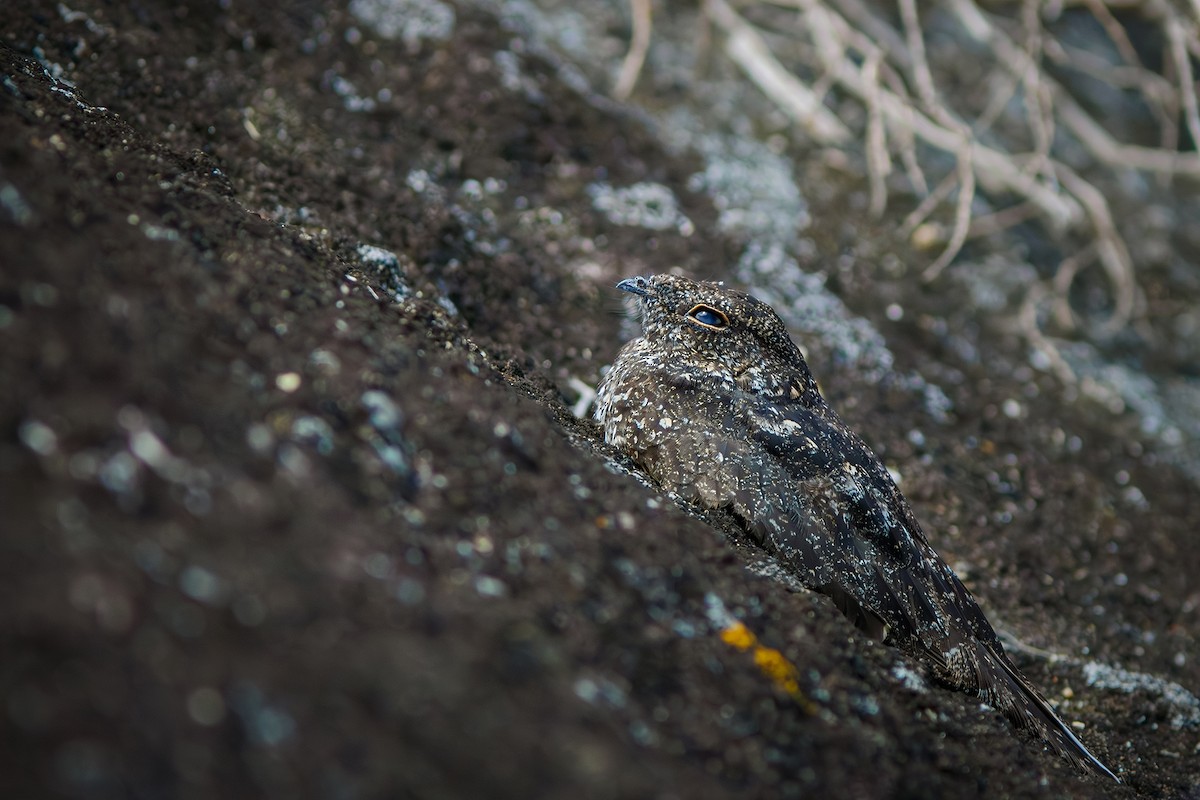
(596, 274), (1116, 780)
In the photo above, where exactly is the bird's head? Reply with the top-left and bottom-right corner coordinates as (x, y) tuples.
(617, 273), (818, 401)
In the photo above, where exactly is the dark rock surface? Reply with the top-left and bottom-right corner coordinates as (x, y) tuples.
(2, 2), (1197, 798)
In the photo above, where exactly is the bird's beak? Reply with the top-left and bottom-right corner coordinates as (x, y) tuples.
(616, 276), (652, 298)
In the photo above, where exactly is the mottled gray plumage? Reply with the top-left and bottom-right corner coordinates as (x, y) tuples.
(596, 273), (1116, 780)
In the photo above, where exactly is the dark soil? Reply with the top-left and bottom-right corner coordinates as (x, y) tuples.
(2, 2), (1197, 798)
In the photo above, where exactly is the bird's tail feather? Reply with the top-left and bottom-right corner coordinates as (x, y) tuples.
(974, 640), (1119, 782)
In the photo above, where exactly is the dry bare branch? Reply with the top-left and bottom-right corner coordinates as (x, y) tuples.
(967, 201), (1041, 240)
(1081, 0), (1145, 67)
(900, 170), (958, 240)
(922, 144), (975, 281)
(946, 0), (1200, 178)
(863, 50), (891, 218)
(1051, 241), (1098, 331)
(705, 0), (852, 144)
(1166, 16), (1200, 161)
(693, 0), (1198, 371)
(897, 0), (936, 110)
(1018, 0), (1055, 181)
(1019, 282), (1077, 385)
(879, 66), (928, 196)
(788, 0), (1084, 227)
(1054, 164), (1139, 332)
(613, 0), (653, 101)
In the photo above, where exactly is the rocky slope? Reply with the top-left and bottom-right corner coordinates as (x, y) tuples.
(3, 2), (1198, 797)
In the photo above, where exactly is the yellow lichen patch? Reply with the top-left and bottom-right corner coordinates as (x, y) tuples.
(718, 622), (815, 713)
(719, 621), (756, 651)
(753, 646), (801, 696)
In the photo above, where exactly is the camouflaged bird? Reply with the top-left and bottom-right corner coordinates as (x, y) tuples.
(596, 273), (1117, 780)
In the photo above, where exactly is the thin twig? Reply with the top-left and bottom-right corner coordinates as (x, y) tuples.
(1019, 0), (1055, 182)
(923, 144), (975, 281)
(1166, 17), (1200, 161)
(1081, 0), (1145, 68)
(1054, 164), (1139, 333)
(900, 170), (958, 238)
(898, 0), (936, 109)
(966, 201), (1041, 240)
(878, 65), (927, 196)
(1018, 282), (1077, 385)
(1051, 241), (1099, 331)
(613, 0), (653, 101)
(863, 50), (891, 217)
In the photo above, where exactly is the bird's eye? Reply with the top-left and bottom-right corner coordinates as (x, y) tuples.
(686, 304), (729, 330)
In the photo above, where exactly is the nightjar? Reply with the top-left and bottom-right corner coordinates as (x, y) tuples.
(595, 273), (1116, 780)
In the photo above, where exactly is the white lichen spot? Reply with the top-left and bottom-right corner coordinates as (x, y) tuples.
(356, 244), (410, 301)
(406, 169), (431, 193)
(474, 575), (508, 598)
(291, 416), (335, 455)
(245, 423), (275, 454)
(142, 223), (180, 241)
(325, 72), (376, 112)
(891, 661), (928, 692)
(1083, 661), (1200, 728)
(309, 348), (341, 375)
(349, 0), (455, 48)
(19, 419), (58, 455)
(682, 131), (809, 241)
(703, 592), (738, 630)
(493, 50), (543, 102)
(1, 183), (35, 225)
(587, 181), (694, 236)
(357, 244), (400, 268)
(180, 565), (225, 605)
(573, 676), (627, 708)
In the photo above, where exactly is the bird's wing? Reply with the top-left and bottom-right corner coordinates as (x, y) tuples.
(741, 398), (1003, 657)
(744, 398), (1119, 778)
